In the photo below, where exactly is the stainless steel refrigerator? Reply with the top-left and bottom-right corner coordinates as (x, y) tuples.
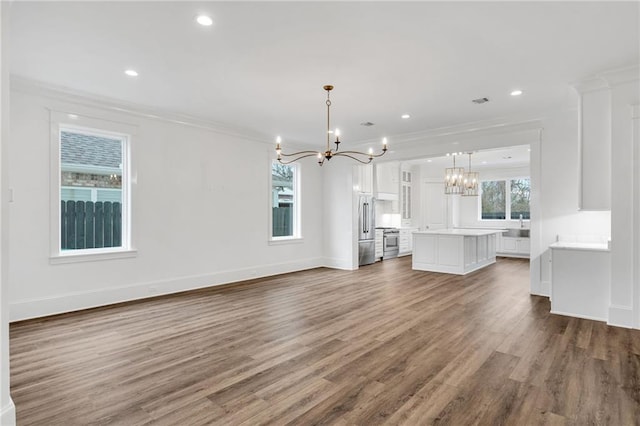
(358, 195), (376, 266)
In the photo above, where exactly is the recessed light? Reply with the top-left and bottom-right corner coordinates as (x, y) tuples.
(196, 15), (213, 26)
(124, 69), (138, 77)
(68, 114), (78, 120)
(510, 90), (523, 96)
(401, 114), (411, 119)
(427, 159), (432, 163)
(482, 161), (487, 164)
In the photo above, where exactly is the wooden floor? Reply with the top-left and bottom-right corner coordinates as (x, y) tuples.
(9, 257), (640, 425)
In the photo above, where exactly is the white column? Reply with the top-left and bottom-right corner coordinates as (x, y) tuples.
(0, 1), (16, 424)
(606, 67), (639, 328)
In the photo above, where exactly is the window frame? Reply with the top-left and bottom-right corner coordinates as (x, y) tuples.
(269, 160), (302, 243)
(50, 112), (137, 263)
(478, 176), (531, 222)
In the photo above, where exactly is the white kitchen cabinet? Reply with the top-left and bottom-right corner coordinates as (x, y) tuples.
(355, 164), (373, 194)
(498, 237), (530, 258)
(375, 161), (399, 200)
(374, 229), (384, 261)
(413, 229), (500, 275)
(401, 170), (412, 222)
(550, 242), (610, 321)
(398, 227), (418, 256)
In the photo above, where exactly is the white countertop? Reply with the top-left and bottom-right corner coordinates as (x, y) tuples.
(549, 241), (610, 252)
(415, 229), (503, 237)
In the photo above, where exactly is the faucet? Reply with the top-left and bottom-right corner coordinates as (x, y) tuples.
(519, 214), (524, 228)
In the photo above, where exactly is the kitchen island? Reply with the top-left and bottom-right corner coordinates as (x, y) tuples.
(412, 229), (501, 275)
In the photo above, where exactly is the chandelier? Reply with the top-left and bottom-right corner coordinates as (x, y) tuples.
(462, 152), (479, 196)
(276, 85), (388, 166)
(444, 152), (465, 194)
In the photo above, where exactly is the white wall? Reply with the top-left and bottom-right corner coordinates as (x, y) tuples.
(0, 2), (15, 423)
(7, 85), (325, 321)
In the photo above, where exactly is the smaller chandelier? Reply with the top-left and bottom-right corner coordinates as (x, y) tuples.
(444, 152), (465, 195)
(276, 85), (388, 166)
(462, 152), (479, 196)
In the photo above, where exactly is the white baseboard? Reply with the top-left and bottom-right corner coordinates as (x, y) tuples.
(550, 310), (607, 323)
(9, 257), (324, 322)
(1, 399), (16, 426)
(322, 257), (356, 270)
(608, 304), (634, 329)
(535, 280), (551, 298)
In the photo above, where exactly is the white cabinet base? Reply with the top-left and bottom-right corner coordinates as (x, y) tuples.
(413, 231), (498, 275)
(550, 246), (610, 322)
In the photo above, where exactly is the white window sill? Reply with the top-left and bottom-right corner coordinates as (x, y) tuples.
(268, 237), (304, 246)
(50, 248), (138, 264)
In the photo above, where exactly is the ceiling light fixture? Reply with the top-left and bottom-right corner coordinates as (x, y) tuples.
(401, 114), (411, 119)
(124, 69), (138, 77)
(276, 85), (388, 166)
(462, 152), (479, 196)
(444, 152), (465, 195)
(196, 15), (213, 26)
(510, 90), (523, 96)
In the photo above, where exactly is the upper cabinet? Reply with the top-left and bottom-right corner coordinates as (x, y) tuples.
(354, 164), (374, 194)
(574, 80), (611, 211)
(375, 161), (399, 200)
(401, 168), (412, 223)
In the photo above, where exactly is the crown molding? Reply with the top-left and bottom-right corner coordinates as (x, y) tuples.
(599, 64), (640, 86)
(351, 113), (545, 152)
(572, 64), (640, 93)
(571, 77), (609, 94)
(10, 76), (276, 146)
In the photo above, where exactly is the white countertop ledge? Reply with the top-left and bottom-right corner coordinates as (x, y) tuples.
(549, 242), (610, 252)
(415, 229), (504, 237)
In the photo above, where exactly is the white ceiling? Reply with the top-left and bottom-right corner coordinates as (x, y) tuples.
(9, 1), (639, 147)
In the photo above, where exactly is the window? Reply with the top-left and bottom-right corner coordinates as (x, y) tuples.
(271, 161), (299, 239)
(510, 178), (531, 220)
(58, 126), (129, 252)
(481, 181), (506, 219)
(481, 178), (530, 220)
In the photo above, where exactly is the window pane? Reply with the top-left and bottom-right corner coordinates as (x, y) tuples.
(481, 181), (506, 219)
(97, 189), (122, 203)
(510, 178), (531, 220)
(60, 130), (124, 250)
(271, 162), (295, 237)
(61, 187), (92, 202)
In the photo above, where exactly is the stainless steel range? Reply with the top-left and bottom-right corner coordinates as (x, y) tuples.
(382, 228), (399, 259)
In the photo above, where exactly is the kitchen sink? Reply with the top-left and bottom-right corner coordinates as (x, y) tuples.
(503, 228), (530, 238)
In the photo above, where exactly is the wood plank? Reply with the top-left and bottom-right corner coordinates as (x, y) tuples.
(9, 257), (640, 425)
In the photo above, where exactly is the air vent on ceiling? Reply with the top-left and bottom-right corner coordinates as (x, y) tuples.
(472, 97), (490, 104)
(360, 121), (375, 127)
